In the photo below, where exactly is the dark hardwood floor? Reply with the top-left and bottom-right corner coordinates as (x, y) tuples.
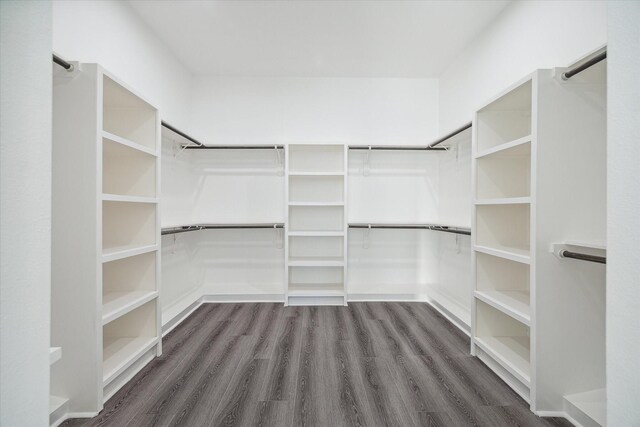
(63, 302), (571, 427)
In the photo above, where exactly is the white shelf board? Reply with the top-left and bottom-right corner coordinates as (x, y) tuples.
(564, 388), (606, 427)
(474, 290), (530, 326)
(102, 194), (158, 204)
(474, 244), (530, 264)
(102, 131), (157, 157)
(288, 231), (344, 237)
(103, 336), (158, 386)
(562, 240), (606, 251)
(475, 197), (531, 205)
(49, 347), (62, 365)
(49, 395), (68, 415)
(288, 256), (344, 267)
(102, 244), (158, 263)
(288, 283), (345, 297)
(288, 201), (344, 206)
(102, 290), (159, 325)
(475, 135), (531, 159)
(474, 336), (531, 386)
(288, 171), (344, 176)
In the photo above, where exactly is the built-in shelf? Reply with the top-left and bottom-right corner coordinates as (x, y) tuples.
(288, 171), (344, 176)
(102, 291), (158, 325)
(49, 347), (62, 365)
(288, 256), (344, 267)
(474, 290), (530, 325)
(475, 135), (531, 159)
(474, 336), (531, 386)
(474, 244), (530, 264)
(288, 231), (344, 237)
(102, 194), (158, 204)
(564, 388), (606, 427)
(49, 395), (69, 416)
(288, 283), (345, 297)
(288, 201), (344, 206)
(102, 244), (158, 263)
(475, 197), (531, 205)
(102, 131), (157, 157)
(103, 336), (158, 386)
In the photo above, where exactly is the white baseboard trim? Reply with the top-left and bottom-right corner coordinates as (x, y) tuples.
(535, 411), (579, 427)
(162, 297), (204, 337)
(201, 294), (285, 303)
(425, 297), (471, 336)
(347, 293), (428, 302)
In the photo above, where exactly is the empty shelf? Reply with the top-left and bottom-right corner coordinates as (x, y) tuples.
(102, 131), (157, 157)
(475, 135), (531, 159)
(288, 256), (344, 267)
(474, 290), (530, 325)
(288, 201), (344, 206)
(49, 395), (68, 415)
(474, 244), (530, 264)
(474, 336), (530, 385)
(288, 171), (344, 176)
(288, 231), (344, 237)
(102, 194), (158, 204)
(103, 336), (158, 386)
(475, 197), (531, 205)
(288, 283), (345, 297)
(102, 291), (159, 325)
(49, 347), (62, 365)
(564, 388), (606, 427)
(102, 244), (158, 263)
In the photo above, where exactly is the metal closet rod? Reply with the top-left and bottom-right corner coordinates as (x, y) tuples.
(161, 121), (284, 150)
(349, 223), (471, 236)
(349, 121), (472, 151)
(52, 54), (73, 72)
(562, 50), (607, 80)
(162, 223), (285, 235)
(560, 250), (606, 264)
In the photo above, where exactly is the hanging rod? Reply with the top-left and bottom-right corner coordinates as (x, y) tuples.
(162, 223), (285, 235)
(559, 250), (606, 264)
(52, 54), (73, 72)
(562, 50), (607, 80)
(162, 121), (204, 147)
(349, 145), (447, 151)
(184, 145), (284, 150)
(427, 122), (472, 149)
(349, 223), (471, 236)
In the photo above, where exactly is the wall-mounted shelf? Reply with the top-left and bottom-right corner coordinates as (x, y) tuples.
(474, 290), (530, 326)
(102, 290), (158, 325)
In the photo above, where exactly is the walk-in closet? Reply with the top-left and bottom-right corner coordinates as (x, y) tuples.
(2, 1), (639, 427)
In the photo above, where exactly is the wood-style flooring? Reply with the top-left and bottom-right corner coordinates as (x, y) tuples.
(63, 302), (571, 427)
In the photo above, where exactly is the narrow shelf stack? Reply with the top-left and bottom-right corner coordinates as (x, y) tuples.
(51, 65), (161, 420)
(285, 143), (348, 305)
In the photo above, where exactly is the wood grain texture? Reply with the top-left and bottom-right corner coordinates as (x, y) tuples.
(63, 302), (572, 427)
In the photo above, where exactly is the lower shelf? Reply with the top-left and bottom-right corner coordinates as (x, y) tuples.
(474, 336), (530, 385)
(49, 395), (69, 426)
(102, 291), (158, 325)
(564, 388), (606, 427)
(474, 290), (530, 325)
(288, 283), (345, 297)
(103, 336), (158, 386)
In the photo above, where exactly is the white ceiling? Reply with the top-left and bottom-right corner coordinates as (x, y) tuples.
(128, 0), (510, 78)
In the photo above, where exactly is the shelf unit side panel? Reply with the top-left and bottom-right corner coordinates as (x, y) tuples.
(51, 64), (103, 413)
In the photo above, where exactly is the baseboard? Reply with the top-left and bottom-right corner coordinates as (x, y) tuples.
(162, 297), (203, 337)
(536, 411), (580, 427)
(425, 297), (471, 336)
(347, 293), (428, 302)
(201, 293), (285, 303)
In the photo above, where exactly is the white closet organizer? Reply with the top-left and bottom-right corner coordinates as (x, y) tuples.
(285, 143), (348, 306)
(471, 59), (606, 420)
(51, 64), (161, 419)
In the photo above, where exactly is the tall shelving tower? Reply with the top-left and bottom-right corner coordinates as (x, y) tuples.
(51, 64), (162, 419)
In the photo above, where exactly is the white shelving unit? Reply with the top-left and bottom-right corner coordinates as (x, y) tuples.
(52, 64), (162, 421)
(285, 143), (348, 305)
(471, 64), (606, 418)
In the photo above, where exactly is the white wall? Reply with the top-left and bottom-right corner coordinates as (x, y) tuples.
(52, 0), (193, 129)
(607, 2), (640, 425)
(438, 0), (607, 131)
(0, 1), (52, 425)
